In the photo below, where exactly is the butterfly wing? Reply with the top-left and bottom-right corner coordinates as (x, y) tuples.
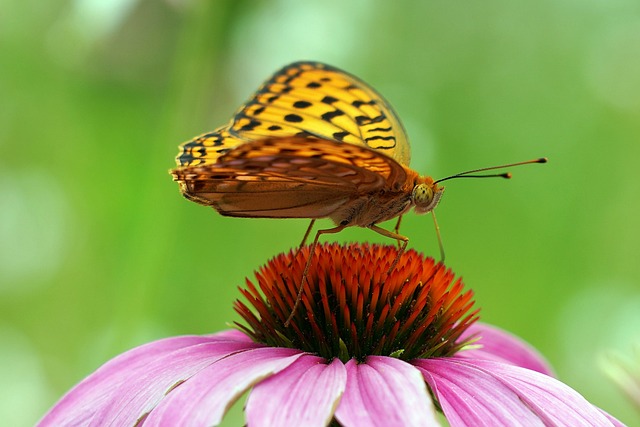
(176, 61), (411, 168)
(172, 137), (412, 219)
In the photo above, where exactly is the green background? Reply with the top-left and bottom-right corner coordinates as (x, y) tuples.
(2, 0), (639, 425)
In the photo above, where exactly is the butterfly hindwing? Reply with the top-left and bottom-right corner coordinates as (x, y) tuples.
(172, 137), (411, 218)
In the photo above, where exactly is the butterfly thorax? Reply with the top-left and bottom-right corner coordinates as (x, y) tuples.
(328, 187), (413, 228)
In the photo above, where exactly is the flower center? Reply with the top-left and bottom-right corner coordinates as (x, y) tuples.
(235, 243), (478, 362)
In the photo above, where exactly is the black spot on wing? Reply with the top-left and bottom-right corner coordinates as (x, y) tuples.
(364, 136), (396, 142)
(321, 110), (345, 122)
(178, 138), (214, 166)
(355, 115), (385, 126)
(240, 119), (261, 131)
(196, 132), (226, 146)
(178, 151), (195, 165)
(284, 114), (303, 123)
(333, 131), (350, 141)
(352, 100), (376, 107)
(293, 100), (312, 109)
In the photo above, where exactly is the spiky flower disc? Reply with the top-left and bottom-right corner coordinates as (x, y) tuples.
(235, 243), (479, 362)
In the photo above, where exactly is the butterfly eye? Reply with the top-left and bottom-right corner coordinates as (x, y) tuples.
(412, 183), (443, 214)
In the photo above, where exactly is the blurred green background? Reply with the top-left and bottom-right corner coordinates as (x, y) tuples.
(2, 0), (640, 425)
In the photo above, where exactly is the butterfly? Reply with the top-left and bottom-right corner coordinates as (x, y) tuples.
(171, 61), (546, 324)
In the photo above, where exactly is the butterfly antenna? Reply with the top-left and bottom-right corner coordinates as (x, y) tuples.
(434, 158), (547, 184)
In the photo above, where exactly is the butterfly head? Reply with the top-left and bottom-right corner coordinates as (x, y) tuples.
(412, 180), (444, 214)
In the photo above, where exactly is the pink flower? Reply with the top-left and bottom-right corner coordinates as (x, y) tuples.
(39, 244), (624, 426)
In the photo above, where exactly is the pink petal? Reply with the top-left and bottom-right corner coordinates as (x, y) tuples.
(246, 355), (347, 427)
(600, 409), (627, 427)
(458, 322), (554, 375)
(38, 334), (262, 427)
(144, 347), (304, 426)
(334, 356), (439, 427)
(206, 329), (255, 342)
(415, 358), (620, 427)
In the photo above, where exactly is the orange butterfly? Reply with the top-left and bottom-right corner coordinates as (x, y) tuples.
(171, 61), (545, 323)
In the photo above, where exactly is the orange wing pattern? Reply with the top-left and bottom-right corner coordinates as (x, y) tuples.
(172, 137), (413, 219)
(175, 61), (411, 168)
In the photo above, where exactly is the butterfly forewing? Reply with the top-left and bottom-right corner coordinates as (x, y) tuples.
(176, 126), (238, 168)
(176, 62), (411, 168)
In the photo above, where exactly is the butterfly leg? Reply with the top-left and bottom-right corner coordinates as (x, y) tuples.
(289, 219), (316, 268)
(393, 216), (403, 249)
(369, 224), (409, 274)
(431, 211), (445, 262)
(284, 223), (347, 327)
(299, 219), (316, 248)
